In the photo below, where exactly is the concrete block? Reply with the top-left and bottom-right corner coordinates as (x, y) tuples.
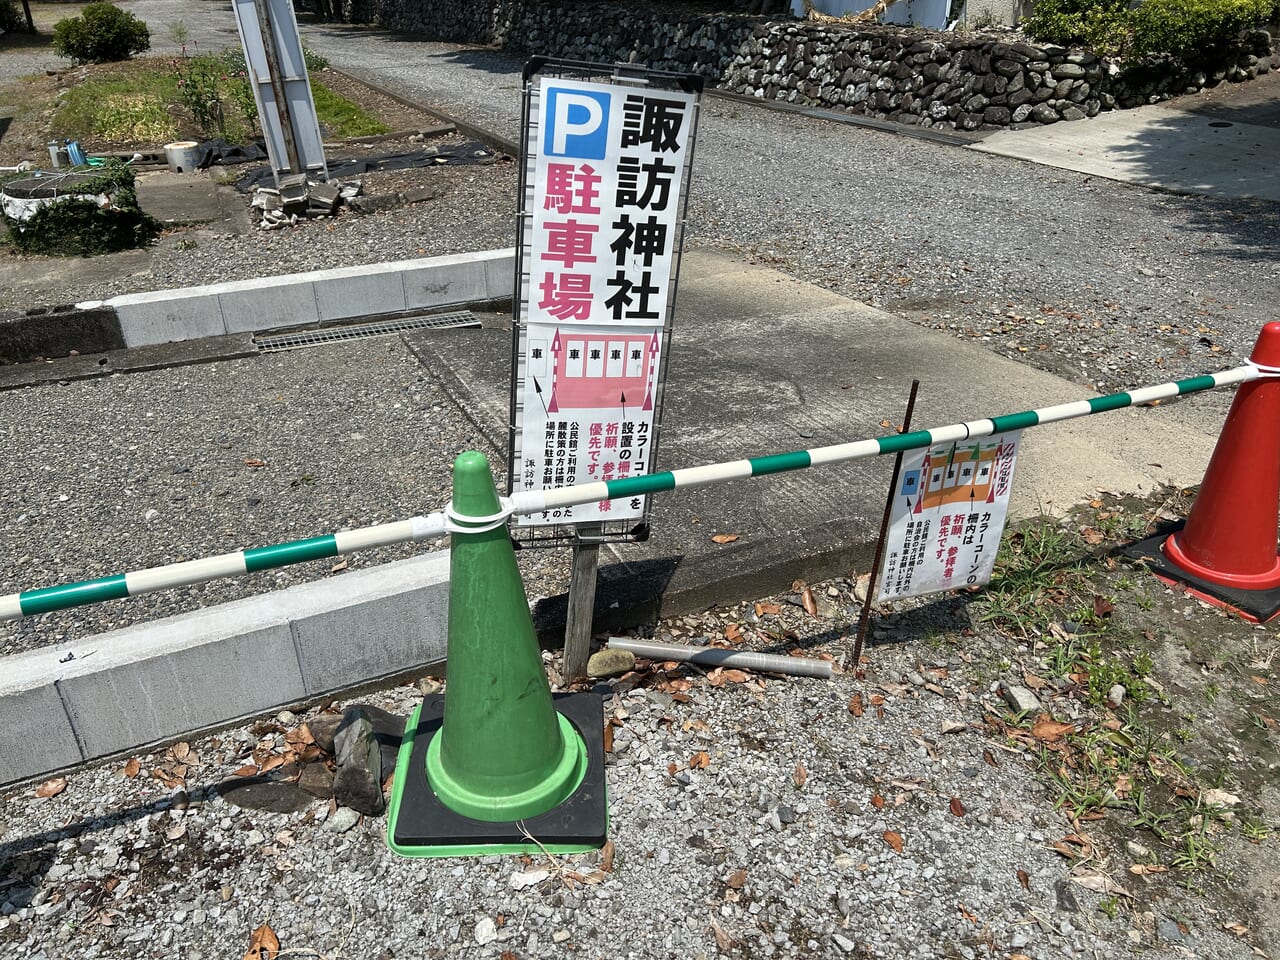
(115, 293), (226, 348)
(218, 279), (320, 334)
(290, 552), (450, 695)
(484, 250), (517, 302)
(403, 253), (490, 310)
(313, 267), (407, 322)
(57, 615), (304, 761)
(0, 678), (82, 785)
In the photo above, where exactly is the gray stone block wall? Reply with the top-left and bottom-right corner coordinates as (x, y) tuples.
(307, 0), (1278, 132)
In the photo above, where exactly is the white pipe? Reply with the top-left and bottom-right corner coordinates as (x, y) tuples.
(606, 638), (834, 679)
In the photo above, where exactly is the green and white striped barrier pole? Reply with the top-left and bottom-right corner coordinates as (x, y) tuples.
(0, 364), (1256, 623)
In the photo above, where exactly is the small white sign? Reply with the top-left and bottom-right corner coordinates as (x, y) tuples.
(878, 433), (1021, 601)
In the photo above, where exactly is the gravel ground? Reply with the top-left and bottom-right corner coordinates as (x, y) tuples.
(2, 10), (1279, 960)
(0, 334), (578, 658)
(0, 582), (1272, 960)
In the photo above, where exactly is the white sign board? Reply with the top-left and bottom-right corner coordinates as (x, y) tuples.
(511, 68), (700, 530)
(878, 433), (1022, 601)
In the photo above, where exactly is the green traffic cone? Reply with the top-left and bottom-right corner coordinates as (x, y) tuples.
(425, 451), (587, 820)
(386, 450), (607, 857)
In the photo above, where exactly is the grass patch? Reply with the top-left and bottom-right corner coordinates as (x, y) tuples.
(41, 53), (387, 147)
(310, 80), (388, 139)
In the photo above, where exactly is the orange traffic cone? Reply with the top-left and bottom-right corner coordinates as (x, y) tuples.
(1126, 322), (1280, 621)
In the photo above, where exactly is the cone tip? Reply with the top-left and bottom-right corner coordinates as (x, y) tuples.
(1251, 323), (1280, 368)
(452, 451), (501, 518)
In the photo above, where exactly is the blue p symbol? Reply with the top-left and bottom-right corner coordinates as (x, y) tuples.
(544, 86), (611, 160)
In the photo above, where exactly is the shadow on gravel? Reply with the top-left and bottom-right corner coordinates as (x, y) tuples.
(1163, 192), (1280, 263)
(0, 782), (222, 899)
(0, 33), (49, 54)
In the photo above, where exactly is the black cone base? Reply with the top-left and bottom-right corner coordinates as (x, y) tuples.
(386, 692), (608, 857)
(1124, 524), (1280, 623)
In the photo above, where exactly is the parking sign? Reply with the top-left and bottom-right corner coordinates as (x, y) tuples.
(509, 61), (703, 542)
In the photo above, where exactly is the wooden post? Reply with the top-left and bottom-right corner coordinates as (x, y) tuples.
(562, 524), (602, 681)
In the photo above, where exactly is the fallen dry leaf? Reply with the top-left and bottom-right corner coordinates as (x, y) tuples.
(243, 458), (267, 469)
(330, 559), (349, 573)
(949, 797), (966, 817)
(710, 533), (739, 545)
(723, 623), (742, 643)
(243, 922), (280, 960)
(1016, 869), (1030, 890)
(801, 587), (818, 618)
(882, 830), (904, 853)
(600, 839), (616, 873)
(1070, 868), (1129, 897)
(1031, 715), (1076, 742)
(793, 764), (808, 788)
(1223, 922), (1250, 936)
(710, 918), (734, 954)
(1092, 595), (1116, 618)
(982, 749), (999, 767)
(35, 777), (67, 799)
(166, 822), (187, 841)
(848, 694), (864, 717)
(603, 721), (615, 754)
(754, 602), (781, 616)
(689, 751), (710, 770)
(726, 868), (747, 889)
(1022, 672), (1048, 691)
(1129, 863), (1168, 875)
(870, 794), (885, 810)
(123, 758), (141, 779)
(233, 764), (260, 778)
(170, 741), (191, 762)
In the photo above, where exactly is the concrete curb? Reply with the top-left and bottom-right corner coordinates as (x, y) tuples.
(0, 552), (450, 788)
(0, 248), (515, 364)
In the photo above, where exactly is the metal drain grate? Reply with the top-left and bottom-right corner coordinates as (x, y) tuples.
(254, 311), (481, 352)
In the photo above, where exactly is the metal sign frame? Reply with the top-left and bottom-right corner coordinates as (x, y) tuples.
(231, 0), (328, 184)
(507, 57), (703, 547)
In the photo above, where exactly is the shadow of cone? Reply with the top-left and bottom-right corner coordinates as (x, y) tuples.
(1125, 321), (1280, 621)
(385, 451), (607, 857)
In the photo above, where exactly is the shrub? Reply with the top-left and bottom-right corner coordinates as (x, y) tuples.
(1129, 0), (1278, 56)
(1023, 0), (1278, 56)
(1022, 0), (1133, 54)
(52, 2), (151, 65)
(3, 163), (161, 256)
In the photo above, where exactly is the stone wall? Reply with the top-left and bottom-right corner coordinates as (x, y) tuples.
(310, 0), (1279, 132)
(721, 22), (1278, 130)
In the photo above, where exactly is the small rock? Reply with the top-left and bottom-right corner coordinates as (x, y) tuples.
(1107, 684), (1126, 708)
(417, 676), (443, 696)
(1157, 918), (1185, 942)
(587, 648), (636, 679)
(308, 713), (343, 755)
(552, 930), (571, 943)
(297, 763), (335, 800)
(833, 933), (856, 953)
(1125, 839), (1152, 859)
(323, 806), (360, 833)
(1001, 683), (1043, 715)
(333, 712), (386, 816)
(475, 918), (498, 946)
(510, 868), (550, 889)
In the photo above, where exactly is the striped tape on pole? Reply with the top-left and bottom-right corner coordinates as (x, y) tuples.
(0, 516), (448, 622)
(513, 367), (1252, 515)
(0, 365), (1256, 622)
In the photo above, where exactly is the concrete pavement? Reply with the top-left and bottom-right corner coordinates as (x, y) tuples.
(412, 247), (1228, 630)
(972, 70), (1280, 202)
